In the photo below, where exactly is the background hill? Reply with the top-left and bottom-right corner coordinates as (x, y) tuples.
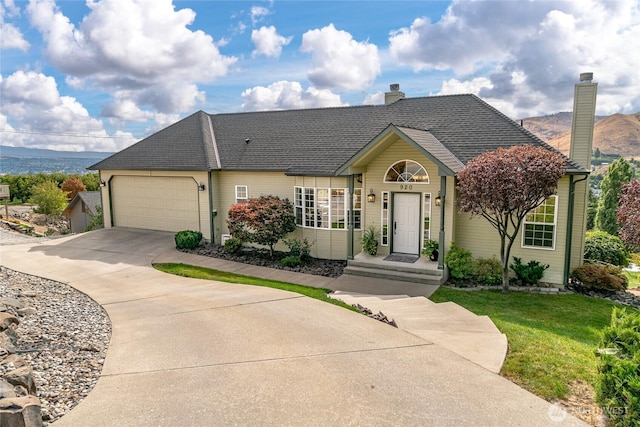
(521, 112), (640, 159)
(1, 145), (113, 175)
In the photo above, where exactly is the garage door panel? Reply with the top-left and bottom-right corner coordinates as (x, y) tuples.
(111, 176), (200, 232)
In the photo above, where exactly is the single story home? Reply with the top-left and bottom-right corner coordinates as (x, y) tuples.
(63, 191), (102, 233)
(90, 76), (597, 286)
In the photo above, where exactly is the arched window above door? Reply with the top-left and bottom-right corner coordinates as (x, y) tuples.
(384, 160), (429, 183)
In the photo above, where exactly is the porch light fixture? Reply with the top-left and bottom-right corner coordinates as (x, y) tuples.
(367, 188), (376, 203)
(99, 180), (106, 188)
(198, 182), (206, 191)
(435, 192), (443, 206)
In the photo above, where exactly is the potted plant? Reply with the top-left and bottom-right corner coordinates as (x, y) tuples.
(361, 225), (380, 255)
(421, 239), (439, 261)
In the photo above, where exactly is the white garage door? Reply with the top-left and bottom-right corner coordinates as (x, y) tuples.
(111, 176), (200, 232)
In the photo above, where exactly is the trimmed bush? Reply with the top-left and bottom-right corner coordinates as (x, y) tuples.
(224, 236), (243, 254)
(509, 257), (549, 286)
(283, 237), (312, 260)
(174, 230), (203, 250)
(281, 255), (302, 268)
(571, 263), (628, 292)
(445, 242), (475, 281)
(584, 230), (629, 267)
(595, 307), (640, 426)
(474, 257), (502, 286)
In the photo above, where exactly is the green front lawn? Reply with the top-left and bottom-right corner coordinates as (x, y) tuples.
(429, 287), (638, 400)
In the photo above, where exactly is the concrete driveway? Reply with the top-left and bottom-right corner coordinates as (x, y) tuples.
(0, 228), (585, 426)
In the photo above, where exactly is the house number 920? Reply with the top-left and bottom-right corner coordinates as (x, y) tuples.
(399, 184), (413, 190)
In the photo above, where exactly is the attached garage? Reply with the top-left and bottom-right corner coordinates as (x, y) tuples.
(110, 175), (201, 232)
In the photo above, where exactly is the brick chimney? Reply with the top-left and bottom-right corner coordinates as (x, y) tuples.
(385, 83), (405, 105)
(569, 72), (598, 169)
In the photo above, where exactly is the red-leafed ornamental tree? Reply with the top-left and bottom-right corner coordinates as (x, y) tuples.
(617, 179), (640, 250)
(227, 195), (296, 257)
(61, 176), (87, 200)
(456, 145), (566, 292)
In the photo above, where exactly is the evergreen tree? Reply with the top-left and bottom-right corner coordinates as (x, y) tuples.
(595, 158), (632, 235)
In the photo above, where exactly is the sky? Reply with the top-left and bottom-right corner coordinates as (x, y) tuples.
(1, 0), (639, 153)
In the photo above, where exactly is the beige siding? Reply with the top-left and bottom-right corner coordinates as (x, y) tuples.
(361, 139), (445, 256)
(99, 170), (211, 237)
(454, 176), (574, 285)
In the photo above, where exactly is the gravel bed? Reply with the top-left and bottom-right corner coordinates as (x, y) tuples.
(0, 267), (111, 424)
(184, 244), (347, 278)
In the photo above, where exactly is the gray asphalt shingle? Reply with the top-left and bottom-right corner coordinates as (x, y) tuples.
(89, 94), (587, 175)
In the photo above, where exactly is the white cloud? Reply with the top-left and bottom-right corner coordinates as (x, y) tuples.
(438, 77), (493, 96)
(391, 0), (640, 116)
(250, 5), (270, 26)
(0, 0), (29, 51)
(301, 24), (380, 91)
(0, 70), (133, 151)
(26, 0), (237, 114)
(241, 81), (346, 111)
(362, 92), (384, 105)
(251, 26), (292, 58)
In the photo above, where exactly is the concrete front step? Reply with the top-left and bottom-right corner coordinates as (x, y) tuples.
(343, 265), (444, 286)
(347, 259), (443, 276)
(329, 292), (508, 373)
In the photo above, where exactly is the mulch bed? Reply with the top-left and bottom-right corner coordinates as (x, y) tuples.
(180, 244), (346, 278)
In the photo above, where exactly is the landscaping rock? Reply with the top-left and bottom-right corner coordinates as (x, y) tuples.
(0, 395), (43, 427)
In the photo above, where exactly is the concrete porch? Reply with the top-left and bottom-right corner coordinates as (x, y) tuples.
(344, 252), (447, 286)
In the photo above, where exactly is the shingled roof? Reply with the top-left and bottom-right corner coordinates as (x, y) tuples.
(89, 94), (587, 175)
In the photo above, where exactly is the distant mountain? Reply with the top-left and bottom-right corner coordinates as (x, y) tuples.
(0, 146), (113, 175)
(520, 112), (640, 158)
(1, 145), (113, 159)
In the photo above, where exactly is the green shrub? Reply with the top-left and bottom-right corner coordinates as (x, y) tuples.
(281, 255), (302, 268)
(585, 230), (629, 267)
(509, 257), (549, 286)
(174, 230), (203, 250)
(445, 242), (475, 281)
(595, 307), (640, 426)
(571, 263), (628, 292)
(474, 257), (502, 286)
(421, 239), (439, 261)
(283, 237), (312, 260)
(361, 225), (380, 256)
(224, 236), (243, 254)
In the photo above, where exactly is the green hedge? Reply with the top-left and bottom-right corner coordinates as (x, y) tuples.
(174, 230), (203, 250)
(585, 230), (629, 267)
(596, 308), (640, 426)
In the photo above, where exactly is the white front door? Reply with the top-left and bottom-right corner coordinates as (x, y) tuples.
(393, 193), (420, 254)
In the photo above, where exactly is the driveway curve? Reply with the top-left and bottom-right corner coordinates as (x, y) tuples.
(0, 228), (585, 426)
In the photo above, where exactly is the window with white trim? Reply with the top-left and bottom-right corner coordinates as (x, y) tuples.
(522, 196), (558, 249)
(384, 160), (429, 183)
(235, 185), (248, 203)
(381, 191), (389, 245)
(294, 186), (361, 230)
(423, 193), (431, 245)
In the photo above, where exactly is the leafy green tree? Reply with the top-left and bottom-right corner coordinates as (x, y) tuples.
(80, 173), (101, 191)
(30, 180), (68, 215)
(456, 145), (566, 293)
(227, 195), (296, 257)
(595, 158), (632, 235)
(586, 189), (598, 230)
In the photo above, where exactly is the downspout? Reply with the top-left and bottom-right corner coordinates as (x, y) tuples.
(347, 174), (355, 260)
(563, 174), (589, 285)
(208, 171), (215, 243)
(438, 176), (447, 270)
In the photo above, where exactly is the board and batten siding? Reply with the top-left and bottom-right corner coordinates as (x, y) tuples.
(99, 170), (211, 237)
(361, 139), (454, 256)
(454, 176), (575, 285)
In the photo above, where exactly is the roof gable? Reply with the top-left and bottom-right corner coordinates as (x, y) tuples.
(88, 111), (218, 171)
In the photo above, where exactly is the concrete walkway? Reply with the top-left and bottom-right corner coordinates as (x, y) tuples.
(0, 228), (586, 426)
